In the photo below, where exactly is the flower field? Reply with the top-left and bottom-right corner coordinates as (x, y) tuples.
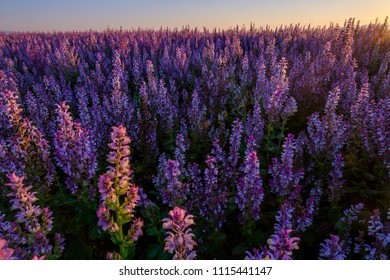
(0, 18), (389, 260)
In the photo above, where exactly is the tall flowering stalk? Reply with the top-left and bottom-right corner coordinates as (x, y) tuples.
(0, 173), (64, 259)
(350, 84), (389, 176)
(97, 125), (143, 259)
(306, 87), (349, 158)
(0, 89), (54, 194)
(236, 150), (264, 223)
(53, 102), (97, 196)
(266, 57), (297, 124)
(162, 207), (197, 260)
(203, 155), (229, 229)
(227, 119), (243, 183)
(269, 134), (304, 197)
(162, 159), (190, 208)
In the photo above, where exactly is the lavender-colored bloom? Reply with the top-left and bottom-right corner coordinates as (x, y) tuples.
(163, 159), (189, 207)
(296, 183), (322, 232)
(162, 207), (197, 260)
(203, 156), (228, 229)
(236, 150), (264, 223)
(53, 102), (97, 195)
(1, 173), (63, 259)
(362, 209), (390, 260)
(269, 134), (304, 197)
(227, 119), (243, 182)
(174, 134), (189, 176)
(245, 101), (264, 148)
(187, 162), (203, 212)
(351, 84), (389, 176)
(306, 87), (349, 158)
(319, 234), (346, 260)
(339, 203), (365, 227)
(188, 86), (206, 132)
(153, 153), (168, 192)
(266, 57), (297, 123)
(274, 202), (294, 231)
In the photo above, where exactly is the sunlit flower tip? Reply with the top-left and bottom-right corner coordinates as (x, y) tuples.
(98, 174), (114, 195)
(32, 255), (45, 260)
(0, 239), (14, 260)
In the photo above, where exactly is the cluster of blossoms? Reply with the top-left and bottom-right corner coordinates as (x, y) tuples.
(0, 173), (64, 259)
(235, 150), (264, 223)
(227, 119), (243, 182)
(354, 209), (390, 260)
(162, 207), (197, 260)
(53, 102), (97, 196)
(319, 234), (346, 260)
(265, 57), (297, 124)
(245, 101), (265, 149)
(306, 87), (349, 158)
(269, 134), (304, 197)
(163, 159), (190, 208)
(202, 155), (229, 229)
(0, 89), (54, 194)
(350, 83), (390, 177)
(97, 125), (143, 259)
(246, 204), (300, 260)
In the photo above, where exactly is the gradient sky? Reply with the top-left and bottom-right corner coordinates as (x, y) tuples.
(0, 0), (389, 31)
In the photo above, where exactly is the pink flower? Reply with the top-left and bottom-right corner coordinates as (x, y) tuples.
(163, 207), (197, 260)
(0, 239), (14, 260)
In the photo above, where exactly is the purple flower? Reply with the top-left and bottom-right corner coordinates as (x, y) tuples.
(163, 207), (197, 260)
(245, 101), (264, 148)
(163, 159), (189, 207)
(265, 57), (297, 123)
(53, 102), (97, 195)
(227, 119), (243, 182)
(188, 86), (206, 132)
(1, 173), (63, 259)
(202, 156), (228, 229)
(236, 150), (264, 223)
(269, 134), (304, 197)
(174, 134), (189, 176)
(340, 203), (365, 227)
(306, 87), (349, 158)
(319, 234), (346, 260)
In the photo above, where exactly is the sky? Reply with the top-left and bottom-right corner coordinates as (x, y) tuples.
(0, 0), (389, 32)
